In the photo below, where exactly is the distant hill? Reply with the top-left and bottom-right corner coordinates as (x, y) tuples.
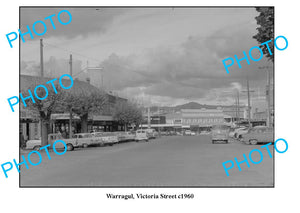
(144, 101), (244, 115)
(174, 102), (219, 110)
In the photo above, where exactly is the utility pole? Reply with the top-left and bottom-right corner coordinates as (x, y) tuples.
(235, 95), (238, 123)
(237, 90), (240, 123)
(69, 54), (73, 76)
(267, 68), (271, 127)
(247, 77), (251, 127)
(242, 78), (255, 127)
(69, 54), (73, 138)
(39, 38), (44, 144)
(147, 107), (151, 129)
(259, 66), (273, 127)
(40, 39), (44, 77)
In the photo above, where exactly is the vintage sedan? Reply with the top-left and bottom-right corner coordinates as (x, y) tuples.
(116, 131), (136, 142)
(135, 130), (149, 142)
(211, 124), (230, 144)
(234, 126), (250, 139)
(91, 132), (119, 146)
(26, 138), (42, 151)
(26, 133), (82, 151)
(240, 126), (274, 145)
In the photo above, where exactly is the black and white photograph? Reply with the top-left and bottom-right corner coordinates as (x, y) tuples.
(19, 7), (274, 187)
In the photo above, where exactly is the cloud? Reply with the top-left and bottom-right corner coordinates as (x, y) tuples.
(20, 8), (271, 107)
(97, 20), (272, 105)
(20, 8), (130, 40)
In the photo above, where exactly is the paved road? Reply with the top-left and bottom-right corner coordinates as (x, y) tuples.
(20, 135), (274, 187)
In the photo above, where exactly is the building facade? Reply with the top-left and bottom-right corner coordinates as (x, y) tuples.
(20, 75), (127, 140)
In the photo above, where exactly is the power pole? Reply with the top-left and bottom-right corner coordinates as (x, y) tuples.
(69, 54), (73, 76)
(242, 78), (255, 127)
(147, 107), (151, 129)
(247, 77), (251, 127)
(259, 66), (273, 127)
(40, 39), (44, 77)
(69, 54), (73, 138)
(237, 90), (240, 122)
(267, 68), (271, 127)
(39, 38), (44, 144)
(235, 95), (238, 122)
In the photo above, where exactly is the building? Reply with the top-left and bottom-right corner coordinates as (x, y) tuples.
(141, 108), (228, 132)
(20, 75), (127, 140)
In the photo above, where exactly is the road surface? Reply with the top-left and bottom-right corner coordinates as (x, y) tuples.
(20, 135), (274, 187)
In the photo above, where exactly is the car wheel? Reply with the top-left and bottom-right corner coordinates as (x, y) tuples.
(109, 143), (113, 146)
(250, 139), (258, 145)
(67, 143), (74, 151)
(82, 143), (88, 148)
(33, 145), (41, 151)
(226, 140), (228, 144)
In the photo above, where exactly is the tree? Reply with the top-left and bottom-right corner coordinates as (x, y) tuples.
(113, 101), (143, 131)
(69, 90), (108, 133)
(253, 7), (274, 62)
(24, 79), (65, 146)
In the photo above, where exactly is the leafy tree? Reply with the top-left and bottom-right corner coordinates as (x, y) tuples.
(23, 79), (66, 146)
(253, 7), (274, 62)
(113, 101), (143, 131)
(67, 89), (108, 133)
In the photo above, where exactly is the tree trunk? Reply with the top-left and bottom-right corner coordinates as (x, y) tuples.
(81, 113), (88, 133)
(41, 120), (49, 147)
(124, 123), (127, 132)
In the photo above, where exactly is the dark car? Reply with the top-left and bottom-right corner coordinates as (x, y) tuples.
(240, 126), (274, 145)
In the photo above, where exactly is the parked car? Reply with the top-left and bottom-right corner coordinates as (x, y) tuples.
(115, 131), (136, 142)
(25, 138), (42, 151)
(73, 133), (94, 148)
(144, 128), (158, 139)
(135, 130), (149, 142)
(26, 133), (82, 151)
(190, 131), (196, 136)
(184, 130), (192, 136)
(200, 131), (210, 135)
(240, 126), (274, 145)
(176, 131), (183, 136)
(91, 132), (119, 146)
(234, 127), (249, 139)
(211, 124), (230, 144)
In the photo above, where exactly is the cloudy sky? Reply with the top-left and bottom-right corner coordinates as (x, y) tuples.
(20, 7), (273, 110)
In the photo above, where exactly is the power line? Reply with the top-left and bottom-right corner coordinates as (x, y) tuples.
(43, 41), (102, 64)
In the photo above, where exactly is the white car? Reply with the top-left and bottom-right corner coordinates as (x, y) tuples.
(135, 130), (149, 142)
(91, 132), (119, 146)
(190, 131), (196, 136)
(144, 128), (158, 139)
(26, 133), (81, 151)
(234, 127), (249, 139)
(184, 130), (192, 135)
(114, 131), (135, 142)
(26, 139), (42, 150)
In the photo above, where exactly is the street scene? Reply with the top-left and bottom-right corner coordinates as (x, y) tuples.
(20, 7), (274, 187)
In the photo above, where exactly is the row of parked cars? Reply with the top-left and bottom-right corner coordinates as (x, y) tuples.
(26, 129), (159, 151)
(211, 124), (274, 145)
